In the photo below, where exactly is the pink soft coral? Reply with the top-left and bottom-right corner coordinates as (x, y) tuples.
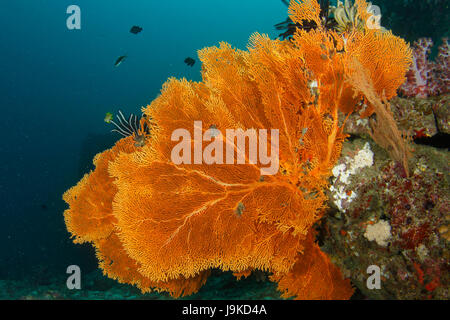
(400, 38), (449, 98)
(434, 38), (449, 95)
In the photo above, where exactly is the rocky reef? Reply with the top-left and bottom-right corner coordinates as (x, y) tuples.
(322, 96), (449, 299)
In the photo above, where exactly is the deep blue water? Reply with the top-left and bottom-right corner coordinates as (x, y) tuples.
(0, 0), (286, 279)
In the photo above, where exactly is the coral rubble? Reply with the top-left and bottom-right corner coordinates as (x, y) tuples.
(323, 138), (449, 299)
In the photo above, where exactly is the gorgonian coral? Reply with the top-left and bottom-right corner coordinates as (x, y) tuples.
(63, 0), (411, 299)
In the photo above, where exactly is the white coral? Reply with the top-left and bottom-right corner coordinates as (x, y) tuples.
(364, 220), (392, 247)
(330, 142), (374, 212)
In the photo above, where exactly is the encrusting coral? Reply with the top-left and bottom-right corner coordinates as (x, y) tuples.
(63, 0), (411, 299)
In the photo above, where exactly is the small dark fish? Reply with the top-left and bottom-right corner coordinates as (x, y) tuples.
(184, 57), (195, 67)
(130, 26), (143, 34)
(114, 55), (127, 67)
(104, 112), (113, 123)
(41, 204), (48, 210)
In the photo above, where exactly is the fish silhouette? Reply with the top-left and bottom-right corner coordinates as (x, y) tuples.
(130, 26), (143, 34)
(184, 57), (195, 67)
(114, 55), (127, 67)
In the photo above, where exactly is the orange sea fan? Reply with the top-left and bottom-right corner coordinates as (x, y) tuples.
(271, 232), (354, 300)
(95, 233), (210, 297)
(63, 136), (136, 243)
(63, 0), (411, 300)
(105, 38), (348, 292)
(289, 0), (322, 28)
(108, 137), (312, 282)
(345, 30), (412, 114)
(64, 136), (209, 297)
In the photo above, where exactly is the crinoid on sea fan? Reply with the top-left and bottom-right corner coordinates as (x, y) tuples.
(63, 0), (411, 299)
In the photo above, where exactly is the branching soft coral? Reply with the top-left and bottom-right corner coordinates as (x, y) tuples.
(399, 38), (449, 98)
(63, 0), (411, 299)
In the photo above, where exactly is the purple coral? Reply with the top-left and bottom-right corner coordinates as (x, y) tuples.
(434, 38), (449, 95)
(399, 38), (449, 98)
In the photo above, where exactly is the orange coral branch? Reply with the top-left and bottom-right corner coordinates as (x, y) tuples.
(271, 233), (354, 300)
(289, 0), (322, 28)
(63, 137), (136, 243)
